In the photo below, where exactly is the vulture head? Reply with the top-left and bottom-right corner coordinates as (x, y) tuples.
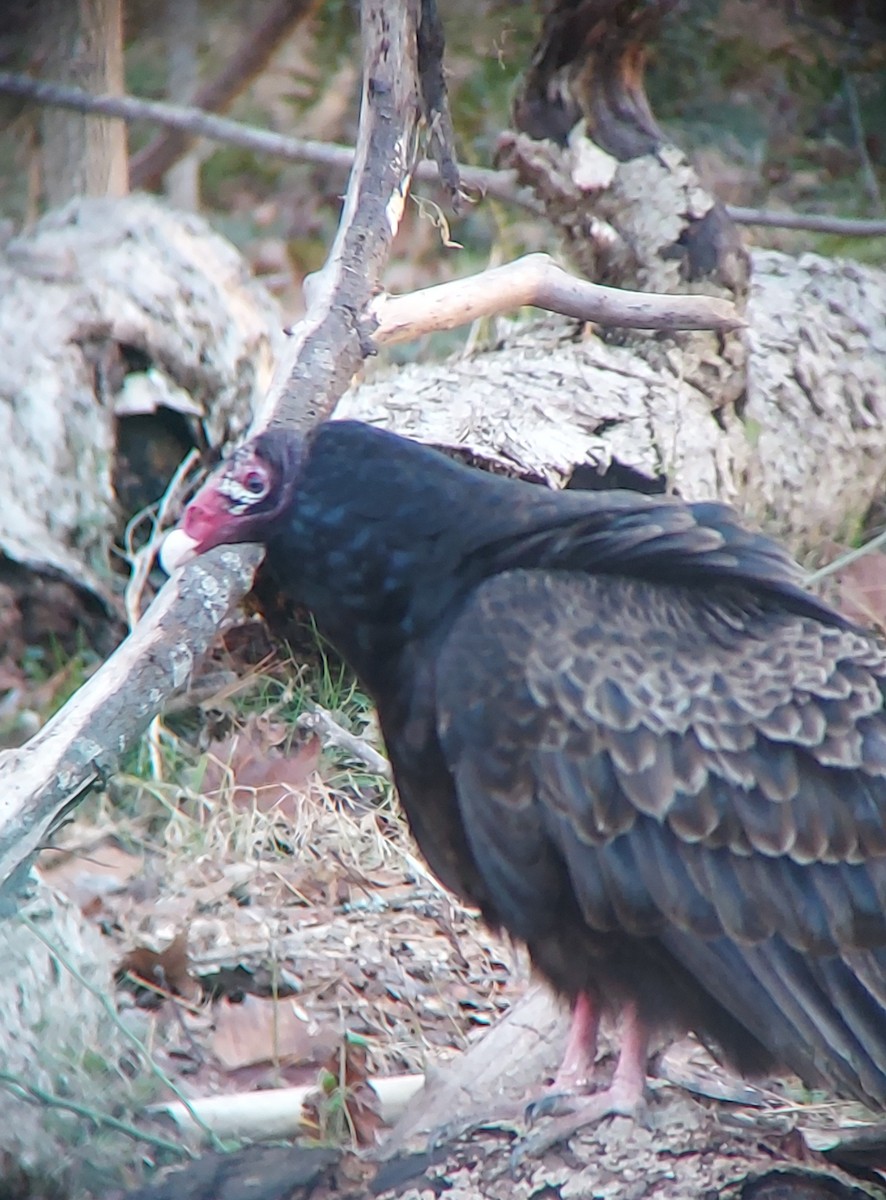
(161, 432), (300, 571)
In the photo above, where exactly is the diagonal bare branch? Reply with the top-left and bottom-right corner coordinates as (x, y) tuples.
(0, 545), (262, 900)
(0, 0), (426, 896)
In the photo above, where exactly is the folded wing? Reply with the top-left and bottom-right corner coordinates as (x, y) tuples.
(434, 568), (886, 1105)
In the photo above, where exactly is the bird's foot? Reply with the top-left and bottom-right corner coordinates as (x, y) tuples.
(524, 1088), (582, 1122)
(512, 1080), (650, 1167)
(547, 1058), (595, 1096)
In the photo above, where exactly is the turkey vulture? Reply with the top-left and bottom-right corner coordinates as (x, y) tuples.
(163, 419), (886, 1134)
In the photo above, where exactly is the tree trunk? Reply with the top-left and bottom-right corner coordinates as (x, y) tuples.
(36, 0), (128, 206)
(502, 0), (748, 412)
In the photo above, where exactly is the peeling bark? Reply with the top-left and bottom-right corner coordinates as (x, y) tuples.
(742, 251), (886, 548)
(1, 4), (886, 1195)
(0, 193), (281, 602)
(514, 0), (673, 156)
(0, 0), (426, 898)
(504, 0), (748, 412)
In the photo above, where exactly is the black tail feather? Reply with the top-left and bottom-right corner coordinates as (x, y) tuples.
(665, 930), (886, 1107)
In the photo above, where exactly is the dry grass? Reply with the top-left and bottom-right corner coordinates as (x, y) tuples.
(38, 622), (526, 1140)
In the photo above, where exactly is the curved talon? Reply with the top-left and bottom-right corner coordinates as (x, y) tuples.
(524, 1090), (576, 1124)
(511, 1089), (649, 1168)
(513, 1001), (651, 1167)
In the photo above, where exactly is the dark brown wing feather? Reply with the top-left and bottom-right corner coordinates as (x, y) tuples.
(432, 568), (886, 1105)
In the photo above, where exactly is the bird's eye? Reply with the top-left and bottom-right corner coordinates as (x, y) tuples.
(217, 459), (271, 510)
(244, 470), (268, 497)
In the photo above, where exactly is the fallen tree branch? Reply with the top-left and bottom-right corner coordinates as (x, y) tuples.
(0, 546), (262, 895)
(0, 143), (752, 897)
(0, 70), (522, 209)
(158, 1072), (424, 1141)
(380, 984), (567, 1157)
(2, 72), (884, 237)
(372, 252), (744, 338)
(0, 73), (360, 180)
(296, 708), (392, 779)
(0, 0), (426, 896)
(726, 205), (886, 238)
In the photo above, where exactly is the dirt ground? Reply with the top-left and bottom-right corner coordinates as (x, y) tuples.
(21, 618), (886, 1200)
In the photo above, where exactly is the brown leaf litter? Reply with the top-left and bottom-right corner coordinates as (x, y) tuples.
(37, 727), (524, 1138)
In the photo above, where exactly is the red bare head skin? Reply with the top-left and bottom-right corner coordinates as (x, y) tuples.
(160, 433), (300, 573)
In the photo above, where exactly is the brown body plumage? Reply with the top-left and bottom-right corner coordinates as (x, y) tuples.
(163, 420), (886, 1109)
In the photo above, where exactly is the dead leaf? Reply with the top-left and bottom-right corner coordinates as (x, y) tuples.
(210, 994), (338, 1072)
(119, 931), (200, 1003)
(201, 717), (321, 817)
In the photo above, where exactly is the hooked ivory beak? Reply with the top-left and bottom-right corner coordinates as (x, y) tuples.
(160, 528), (201, 573)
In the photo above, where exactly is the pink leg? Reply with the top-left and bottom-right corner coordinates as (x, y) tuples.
(607, 998), (649, 1107)
(552, 991), (600, 1092)
(516, 1000), (650, 1163)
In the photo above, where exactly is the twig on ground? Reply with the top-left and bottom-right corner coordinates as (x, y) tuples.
(2, 73), (884, 237)
(807, 528), (886, 586)
(0, 6), (760, 897)
(297, 708), (392, 779)
(157, 1073), (424, 1140)
(372, 252), (744, 339)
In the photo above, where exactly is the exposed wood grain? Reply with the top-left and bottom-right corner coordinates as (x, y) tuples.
(372, 252), (744, 343)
